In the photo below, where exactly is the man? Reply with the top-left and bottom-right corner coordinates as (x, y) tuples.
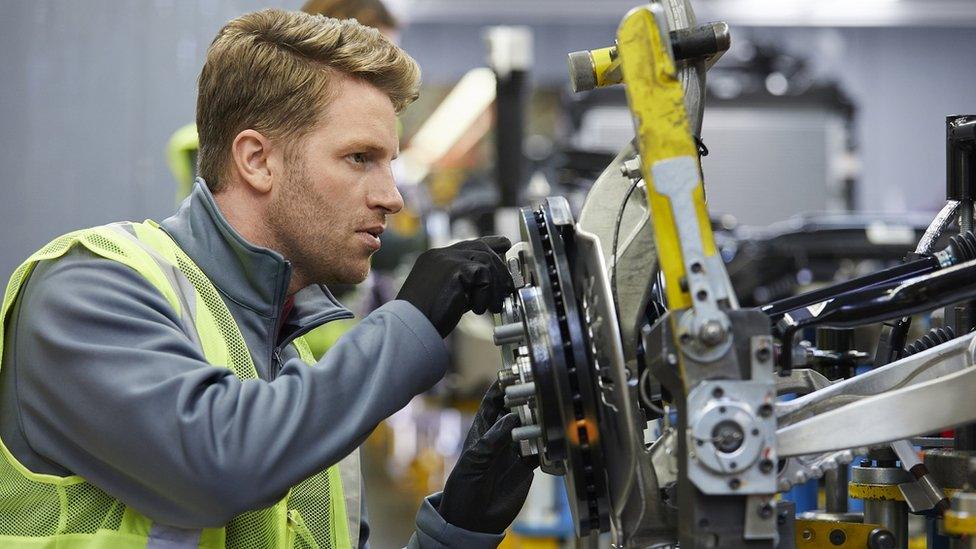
(0, 9), (533, 548)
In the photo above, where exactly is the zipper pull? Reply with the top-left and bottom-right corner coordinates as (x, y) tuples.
(273, 347), (283, 377)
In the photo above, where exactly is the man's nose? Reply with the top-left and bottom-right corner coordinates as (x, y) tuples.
(368, 172), (404, 214)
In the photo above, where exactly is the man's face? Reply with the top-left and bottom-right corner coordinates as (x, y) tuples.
(269, 73), (403, 287)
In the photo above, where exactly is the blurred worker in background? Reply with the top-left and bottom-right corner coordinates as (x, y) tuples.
(0, 9), (533, 549)
(302, 0), (400, 39)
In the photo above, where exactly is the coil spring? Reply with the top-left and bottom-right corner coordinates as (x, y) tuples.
(949, 232), (976, 262)
(903, 326), (956, 357)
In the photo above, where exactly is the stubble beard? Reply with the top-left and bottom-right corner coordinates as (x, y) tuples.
(269, 160), (370, 289)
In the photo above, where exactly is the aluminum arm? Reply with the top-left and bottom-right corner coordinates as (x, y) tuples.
(776, 330), (976, 426)
(777, 335), (976, 457)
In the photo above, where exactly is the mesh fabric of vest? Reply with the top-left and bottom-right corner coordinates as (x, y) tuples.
(0, 224), (348, 548)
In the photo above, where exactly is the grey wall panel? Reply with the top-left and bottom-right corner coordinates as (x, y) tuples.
(0, 0), (302, 279)
(738, 26), (976, 215)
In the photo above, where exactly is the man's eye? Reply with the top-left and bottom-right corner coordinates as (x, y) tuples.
(351, 153), (368, 164)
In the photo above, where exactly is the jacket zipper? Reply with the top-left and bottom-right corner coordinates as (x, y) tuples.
(272, 309), (355, 378)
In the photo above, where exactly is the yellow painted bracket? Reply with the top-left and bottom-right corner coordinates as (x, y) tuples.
(616, 6), (716, 311)
(796, 519), (884, 548)
(849, 482), (905, 502)
(591, 46), (623, 88)
(944, 511), (976, 535)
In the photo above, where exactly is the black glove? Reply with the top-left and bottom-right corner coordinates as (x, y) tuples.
(396, 236), (514, 337)
(438, 381), (537, 534)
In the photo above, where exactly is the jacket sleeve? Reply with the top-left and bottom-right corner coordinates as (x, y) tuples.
(7, 249), (448, 528)
(407, 493), (506, 549)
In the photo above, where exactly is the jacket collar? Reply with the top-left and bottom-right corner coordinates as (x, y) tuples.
(159, 180), (350, 331)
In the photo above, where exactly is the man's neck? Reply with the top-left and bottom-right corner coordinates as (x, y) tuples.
(213, 190), (272, 250)
(212, 189), (305, 296)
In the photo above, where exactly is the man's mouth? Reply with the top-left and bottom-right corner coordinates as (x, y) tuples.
(357, 226), (385, 251)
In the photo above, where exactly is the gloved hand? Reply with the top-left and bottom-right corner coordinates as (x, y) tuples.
(396, 236), (514, 338)
(438, 381), (537, 534)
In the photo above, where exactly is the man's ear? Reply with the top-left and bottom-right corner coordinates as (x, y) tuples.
(229, 129), (277, 194)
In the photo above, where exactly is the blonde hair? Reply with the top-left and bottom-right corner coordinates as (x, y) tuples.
(196, 9), (420, 191)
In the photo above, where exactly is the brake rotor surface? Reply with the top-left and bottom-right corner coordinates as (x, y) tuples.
(517, 198), (610, 534)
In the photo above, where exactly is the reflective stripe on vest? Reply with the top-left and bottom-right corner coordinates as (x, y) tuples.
(0, 220), (355, 548)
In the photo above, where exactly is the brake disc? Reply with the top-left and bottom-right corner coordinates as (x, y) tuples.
(495, 197), (611, 535)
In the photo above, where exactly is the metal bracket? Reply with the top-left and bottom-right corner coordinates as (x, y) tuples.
(687, 381), (777, 494)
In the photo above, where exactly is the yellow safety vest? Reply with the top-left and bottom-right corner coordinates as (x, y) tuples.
(0, 220), (357, 548)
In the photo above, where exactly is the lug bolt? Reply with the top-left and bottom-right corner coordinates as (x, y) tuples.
(504, 382), (536, 407)
(511, 424), (543, 442)
(493, 322), (525, 346)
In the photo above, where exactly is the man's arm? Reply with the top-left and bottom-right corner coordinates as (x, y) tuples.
(7, 248), (447, 528)
(408, 494), (506, 549)
(407, 381), (534, 548)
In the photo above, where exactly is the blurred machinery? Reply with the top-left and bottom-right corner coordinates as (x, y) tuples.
(487, 0), (976, 547)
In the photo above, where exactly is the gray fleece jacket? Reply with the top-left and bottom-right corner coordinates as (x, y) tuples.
(0, 181), (504, 548)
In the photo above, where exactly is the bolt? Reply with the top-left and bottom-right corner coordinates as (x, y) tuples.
(511, 424), (543, 442)
(696, 289), (708, 301)
(504, 382), (536, 401)
(759, 458), (775, 474)
(712, 420), (744, 453)
(755, 345), (771, 363)
(802, 529), (814, 541)
(493, 322), (525, 345)
(497, 369), (517, 385)
(829, 529), (846, 546)
(691, 262), (703, 274)
(620, 158), (642, 179)
(758, 502), (774, 520)
(700, 320), (727, 346)
(759, 403), (773, 418)
(712, 387), (724, 398)
(728, 478), (741, 490)
(751, 428), (760, 436)
(868, 529), (896, 549)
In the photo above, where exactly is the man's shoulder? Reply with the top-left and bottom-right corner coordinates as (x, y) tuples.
(16, 243), (167, 314)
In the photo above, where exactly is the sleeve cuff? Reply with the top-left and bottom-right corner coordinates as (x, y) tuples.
(409, 493), (505, 549)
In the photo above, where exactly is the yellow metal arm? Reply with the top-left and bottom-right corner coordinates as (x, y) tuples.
(616, 5), (717, 311)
